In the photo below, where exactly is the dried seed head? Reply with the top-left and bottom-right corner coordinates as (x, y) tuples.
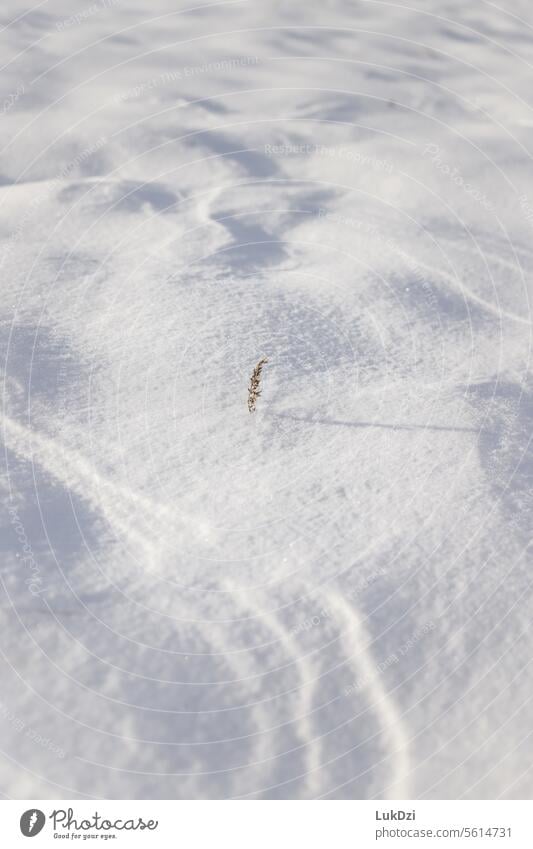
(248, 357), (268, 412)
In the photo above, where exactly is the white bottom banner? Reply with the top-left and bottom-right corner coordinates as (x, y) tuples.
(1, 800), (531, 847)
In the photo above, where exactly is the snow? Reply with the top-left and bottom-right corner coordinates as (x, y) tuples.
(1, 0), (532, 799)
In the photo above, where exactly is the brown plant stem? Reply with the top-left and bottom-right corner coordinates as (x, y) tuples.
(247, 357), (268, 412)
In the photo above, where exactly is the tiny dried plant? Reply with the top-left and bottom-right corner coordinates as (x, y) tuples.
(247, 357), (268, 413)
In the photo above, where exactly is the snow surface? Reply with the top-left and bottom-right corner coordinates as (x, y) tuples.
(1, 0), (533, 800)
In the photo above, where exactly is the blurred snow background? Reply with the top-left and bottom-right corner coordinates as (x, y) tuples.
(0, 0), (532, 799)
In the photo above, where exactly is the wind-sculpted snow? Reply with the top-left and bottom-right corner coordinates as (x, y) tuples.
(0, 0), (532, 799)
